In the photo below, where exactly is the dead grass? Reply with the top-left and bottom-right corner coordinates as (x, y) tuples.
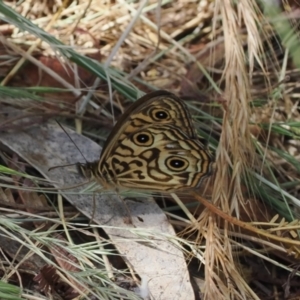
(1, 0), (300, 299)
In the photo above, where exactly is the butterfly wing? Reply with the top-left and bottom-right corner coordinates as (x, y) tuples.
(97, 90), (213, 191)
(100, 91), (199, 158)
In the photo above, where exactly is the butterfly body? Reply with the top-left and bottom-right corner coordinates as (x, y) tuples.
(80, 91), (214, 192)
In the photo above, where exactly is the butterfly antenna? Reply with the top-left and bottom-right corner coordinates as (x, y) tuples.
(48, 162), (78, 172)
(48, 120), (89, 172)
(56, 120), (88, 163)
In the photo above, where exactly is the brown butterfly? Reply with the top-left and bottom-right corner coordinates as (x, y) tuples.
(79, 90), (214, 192)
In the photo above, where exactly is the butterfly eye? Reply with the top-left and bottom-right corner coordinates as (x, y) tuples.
(132, 132), (153, 146)
(150, 108), (170, 121)
(165, 157), (189, 171)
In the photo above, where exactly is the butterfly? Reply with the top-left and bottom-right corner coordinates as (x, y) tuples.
(79, 90), (214, 193)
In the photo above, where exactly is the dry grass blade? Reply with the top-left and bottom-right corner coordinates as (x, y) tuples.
(33, 265), (79, 299)
(199, 0), (268, 299)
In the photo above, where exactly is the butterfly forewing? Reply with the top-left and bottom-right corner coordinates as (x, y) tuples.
(99, 91), (198, 158)
(86, 90), (214, 192)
